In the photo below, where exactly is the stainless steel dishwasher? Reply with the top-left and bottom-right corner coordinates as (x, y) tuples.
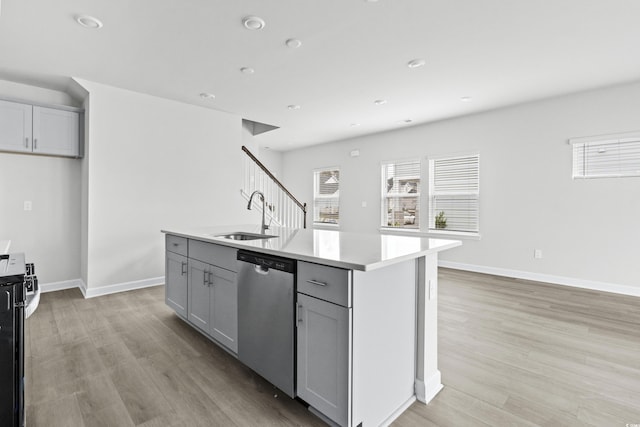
(237, 250), (296, 397)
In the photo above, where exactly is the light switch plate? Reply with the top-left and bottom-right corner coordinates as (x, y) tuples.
(24, 201), (32, 211)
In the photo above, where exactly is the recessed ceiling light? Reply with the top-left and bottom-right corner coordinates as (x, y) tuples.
(240, 67), (255, 74)
(407, 59), (426, 69)
(397, 119), (413, 124)
(199, 93), (216, 100)
(285, 38), (302, 48)
(287, 104), (301, 110)
(374, 99), (387, 106)
(350, 123), (361, 127)
(461, 96), (472, 102)
(75, 15), (103, 29)
(242, 16), (266, 30)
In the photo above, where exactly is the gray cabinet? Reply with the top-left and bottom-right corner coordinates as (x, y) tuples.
(186, 241), (238, 353)
(296, 261), (352, 427)
(32, 106), (80, 157)
(165, 250), (188, 317)
(188, 258), (211, 330)
(297, 294), (351, 427)
(0, 98), (82, 157)
(209, 266), (238, 352)
(0, 99), (32, 153)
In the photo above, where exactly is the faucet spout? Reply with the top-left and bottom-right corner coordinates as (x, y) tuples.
(247, 190), (268, 234)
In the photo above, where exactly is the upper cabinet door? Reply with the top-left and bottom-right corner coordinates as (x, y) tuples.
(0, 99), (33, 153)
(32, 106), (80, 157)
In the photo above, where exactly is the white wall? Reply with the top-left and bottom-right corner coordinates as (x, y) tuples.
(75, 79), (254, 290)
(0, 80), (81, 284)
(282, 81), (640, 290)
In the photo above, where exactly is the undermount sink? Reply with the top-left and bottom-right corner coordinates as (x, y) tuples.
(213, 232), (277, 241)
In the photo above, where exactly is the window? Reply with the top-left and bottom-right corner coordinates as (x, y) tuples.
(571, 132), (640, 179)
(313, 168), (340, 225)
(381, 160), (420, 229)
(428, 154), (479, 234)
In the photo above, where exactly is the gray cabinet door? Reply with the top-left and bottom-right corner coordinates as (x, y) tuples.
(188, 259), (210, 331)
(297, 293), (351, 427)
(209, 266), (238, 353)
(165, 251), (188, 317)
(32, 106), (80, 157)
(0, 100), (32, 153)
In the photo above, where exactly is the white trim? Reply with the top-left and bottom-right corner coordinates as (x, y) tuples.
(379, 227), (481, 240)
(439, 261), (640, 298)
(83, 276), (164, 299)
(40, 279), (84, 293)
(379, 395), (417, 427)
(568, 130), (640, 145)
(427, 229), (481, 240)
(414, 370), (443, 404)
(313, 223), (340, 230)
(39, 276), (164, 299)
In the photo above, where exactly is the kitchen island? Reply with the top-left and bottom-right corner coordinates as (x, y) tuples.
(161, 225), (461, 427)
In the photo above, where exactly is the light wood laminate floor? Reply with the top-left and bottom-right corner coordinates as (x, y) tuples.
(26, 269), (640, 426)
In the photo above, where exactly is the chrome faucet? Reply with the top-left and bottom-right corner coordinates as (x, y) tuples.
(247, 190), (268, 234)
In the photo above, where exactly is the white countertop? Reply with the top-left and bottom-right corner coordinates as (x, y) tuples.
(161, 225), (461, 271)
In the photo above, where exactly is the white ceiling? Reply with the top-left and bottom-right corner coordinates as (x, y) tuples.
(1, 0), (639, 151)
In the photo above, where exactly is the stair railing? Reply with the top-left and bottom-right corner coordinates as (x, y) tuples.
(241, 146), (307, 229)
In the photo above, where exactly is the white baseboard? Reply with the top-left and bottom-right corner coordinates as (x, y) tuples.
(40, 276), (164, 299)
(439, 261), (640, 298)
(415, 370), (444, 404)
(40, 279), (84, 293)
(83, 276), (164, 298)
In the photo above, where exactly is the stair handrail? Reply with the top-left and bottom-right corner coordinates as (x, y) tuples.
(241, 145), (307, 228)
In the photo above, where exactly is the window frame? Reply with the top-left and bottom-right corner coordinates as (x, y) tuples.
(313, 166), (340, 227)
(570, 131), (640, 179)
(427, 152), (480, 236)
(380, 158), (422, 230)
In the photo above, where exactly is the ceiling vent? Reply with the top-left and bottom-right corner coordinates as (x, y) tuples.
(242, 119), (279, 136)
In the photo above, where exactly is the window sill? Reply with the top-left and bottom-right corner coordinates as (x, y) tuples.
(379, 227), (481, 240)
(313, 223), (340, 231)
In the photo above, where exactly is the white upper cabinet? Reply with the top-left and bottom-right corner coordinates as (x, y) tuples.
(0, 99), (33, 153)
(0, 98), (82, 158)
(32, 106), (80, 157)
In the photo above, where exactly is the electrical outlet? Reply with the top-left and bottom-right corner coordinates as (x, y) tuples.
(361, 201), (367, 208)
(534, 249), (543, 259)
(24, 201), (32, 211)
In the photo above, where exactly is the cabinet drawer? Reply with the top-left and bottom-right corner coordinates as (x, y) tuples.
(166, 235), (188, 256)
(189, 240), (237, 272)
(297, 261), (351, 307)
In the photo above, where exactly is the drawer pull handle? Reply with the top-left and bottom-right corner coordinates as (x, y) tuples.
(296, 303), (303, 324)
(172, 243), (179, 246)
(181, 262), (187, 275)
(306, 279), (327, 287)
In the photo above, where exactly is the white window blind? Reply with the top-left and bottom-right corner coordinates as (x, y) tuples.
(313, 168), (340, 225)
(381, 160), (420, 229)
(428, 154), (479, 233)
(571, 132), (640, 179)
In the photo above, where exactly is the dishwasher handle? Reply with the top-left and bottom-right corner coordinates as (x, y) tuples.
(254, 265), (270, 275)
